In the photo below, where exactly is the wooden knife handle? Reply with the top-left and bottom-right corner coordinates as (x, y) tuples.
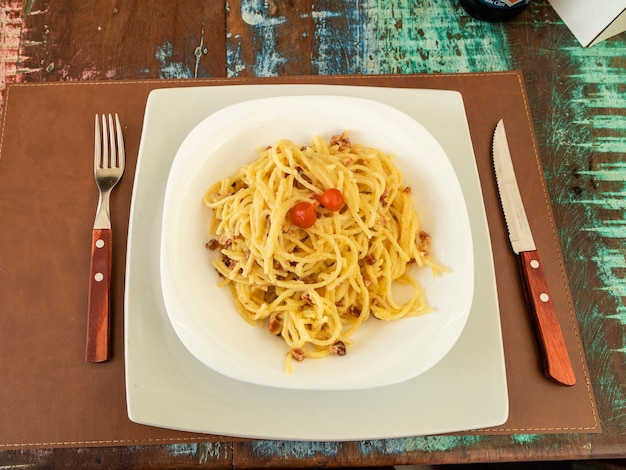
(518, 250), (575, 385)
(86, 228), (112, 362)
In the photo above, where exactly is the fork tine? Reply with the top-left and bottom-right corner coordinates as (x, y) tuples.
(114, 113), (125, 169)
(102, 114), (109, 168)
(107, 114), (116, 168)
(94, 115), (102, 170)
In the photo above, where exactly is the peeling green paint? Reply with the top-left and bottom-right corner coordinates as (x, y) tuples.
(159, 442), (225, 463)
(228, 0), (511, 77)
(564, 39), (626, 330)
(163, 443), (198, 457)
(510, 434), (542, 445)
(199, 442), (227, 463)
(155, 40), (191, 79)
(360, 435), (484, 454)
(311, 0), (511, 75)
(251, 440), (339, 459)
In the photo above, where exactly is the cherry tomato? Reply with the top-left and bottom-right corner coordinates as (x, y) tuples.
(314, 188), (344, 211)
(290, 201), (318, 228)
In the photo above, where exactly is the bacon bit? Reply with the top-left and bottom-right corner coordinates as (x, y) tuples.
(329, 341), (346, 356)
(267, 312), (282, 335)
(329, 131), (352, 151)
(218, 233), (232, 247)
(335, 299), (345, 307)
(294, 166), (312, 186)
(380, 189), (389, 207)
(221, 254), (236, 270)
(364, 254), (376, 265)
(205, 239), (219, 250)
(419, 231), (431, 255)
(403, 186), (412, 194)
(301, 291), (315, 306)
(293, 274), (312, 283)
(266, 145), (272, 150)
(341, 157), (354, 166)
(349, 305), (361, 318)
(291, 349), (306, 362)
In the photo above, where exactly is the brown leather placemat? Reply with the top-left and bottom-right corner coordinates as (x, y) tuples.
(0, 73), (599, 449)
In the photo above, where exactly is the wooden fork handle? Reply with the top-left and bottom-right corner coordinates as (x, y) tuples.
(86, 228), (112, 362)
(518, 250), (576, 385)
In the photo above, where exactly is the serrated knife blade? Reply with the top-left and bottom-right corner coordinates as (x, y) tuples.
(493, 119), (576, 386)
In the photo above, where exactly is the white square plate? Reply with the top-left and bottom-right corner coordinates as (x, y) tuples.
(125, 84), (508, 440)
(160, 95), (474, 390)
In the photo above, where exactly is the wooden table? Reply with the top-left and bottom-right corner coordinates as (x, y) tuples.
(1, 0), (625, 467)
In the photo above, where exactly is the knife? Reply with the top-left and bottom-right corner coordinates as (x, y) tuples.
(492, 119), (576, 386)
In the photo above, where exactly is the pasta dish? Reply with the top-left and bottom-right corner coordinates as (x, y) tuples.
(203, 131), (439, 372)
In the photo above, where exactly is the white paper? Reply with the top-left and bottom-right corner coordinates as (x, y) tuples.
(549, 0), (626, 47)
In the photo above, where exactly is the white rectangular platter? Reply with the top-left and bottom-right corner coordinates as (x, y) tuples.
(124, 84), (508, 441)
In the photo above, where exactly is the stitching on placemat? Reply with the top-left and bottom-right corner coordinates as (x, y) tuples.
(0, 85), (10, 163)
(471, 425), (599, 433)
(5, 71), (520, 89)
(0, 436), (217, 449)
(1, 72), (599, 443)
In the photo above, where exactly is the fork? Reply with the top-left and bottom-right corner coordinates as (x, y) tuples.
(86, 113), (125, 363)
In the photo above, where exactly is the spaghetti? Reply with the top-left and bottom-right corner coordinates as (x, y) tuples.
(203, 131), (438, 372)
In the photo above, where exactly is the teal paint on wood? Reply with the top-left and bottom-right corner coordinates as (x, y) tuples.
(199, 442), (228, 463)
(227, 0), (289, 77)
(311, 0), (511, 74)
(250, 440), (339, 459)
(161, 442), (226, 463)
(510, 434), (542, 445)
(155, 18), (210, 79)
(540, 33), (626, 435)
(155, 41), (191, 79)
(566, 39), (626, 326)
(227, 1), (512, 77)
(163, 443), (198, 457)
(359, 435), (484, 455)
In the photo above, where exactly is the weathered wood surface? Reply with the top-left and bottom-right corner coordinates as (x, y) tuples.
(1, 0), (625, 467)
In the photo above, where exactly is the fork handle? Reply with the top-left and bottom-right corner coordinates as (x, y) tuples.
(86, 228), (112, 362)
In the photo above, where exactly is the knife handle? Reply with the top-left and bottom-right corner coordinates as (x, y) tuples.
(86, 228), (112, 362)
(518, 250), (575, 386)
